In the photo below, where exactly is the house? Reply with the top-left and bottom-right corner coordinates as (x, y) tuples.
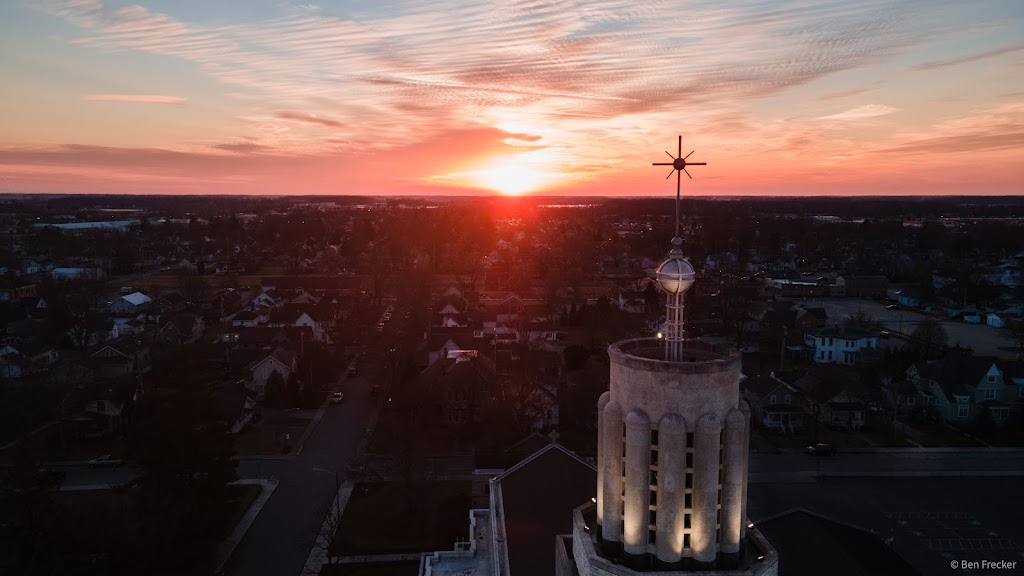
(415, 349), (496, 428)
(109, 291), (152, 314)
(742, 373), (804, 433)
(985, 309), (1022, 328)
(907, 355), (1019, 425)
(19, 296), (47, 318)
(790, 372), (866, 431)
(176, 258), (197, 273)
(416, 332), (480, 369)
(762, 301), (827, 342)
(231, 310), (261, 328)
(51, 267), (105, 281)
(159, 313), (205, 345)
(60, 376), (140, 440)
(154, 292), (187, 314)
(248, 349), (297, 398)
(802, 325), (878, 365)
(215, 381), (256, 434)
(19, 338), (60, 368)
(252, 289), (283, 309)
(89, 340), (151, 379)
(267, 305), (331, 342)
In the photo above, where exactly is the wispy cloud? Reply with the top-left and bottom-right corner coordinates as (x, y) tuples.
(274, 111), (347, 130)
(39, 0), (944, 152)
(816, 88), (872, 102)
(13, 0), (1020, 195)
(911, 42), (1024, 71)
(81, 93), (185, 104)
(818, 104), (901, 121)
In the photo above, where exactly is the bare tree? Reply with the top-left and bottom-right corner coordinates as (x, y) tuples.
(846, 310), (881, 331)
(176, 272), (209, 312)
(1003, 319), (1024, 356)
(912, 318), (948, 360)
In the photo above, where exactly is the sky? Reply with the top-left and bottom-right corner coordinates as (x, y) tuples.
(0, 0), (1022, 197)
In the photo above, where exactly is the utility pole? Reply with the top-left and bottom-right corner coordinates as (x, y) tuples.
(779, 326), (787, 373)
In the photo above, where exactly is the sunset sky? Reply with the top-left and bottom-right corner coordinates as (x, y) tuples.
(1, 0), (1022, 196)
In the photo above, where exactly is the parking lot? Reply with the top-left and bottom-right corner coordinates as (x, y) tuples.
(800, 298), (1014, 358)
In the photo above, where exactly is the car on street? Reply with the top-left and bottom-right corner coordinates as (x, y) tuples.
(88, 454), (123, 467)
(331, 392), (345, 404)
(34, 468), (66, 487)
(886, 304), (900, 310)
(347, 366), (357, 377)
(806, 443), (837, 456)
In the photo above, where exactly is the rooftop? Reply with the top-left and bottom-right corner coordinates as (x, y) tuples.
(608, 337), (741, 374)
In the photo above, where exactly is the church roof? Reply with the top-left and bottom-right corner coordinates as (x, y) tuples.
(493, 443), (596, 576)
(757, 509), (919, 576)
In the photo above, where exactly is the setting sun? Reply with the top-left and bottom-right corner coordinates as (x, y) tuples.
(476, 158), (554, 196)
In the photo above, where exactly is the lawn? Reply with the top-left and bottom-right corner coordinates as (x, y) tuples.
(222, 483), (262, 538)
(234, 414), (313, 456)
(909, 422), (986, 447)
(329, 481), (471, 556)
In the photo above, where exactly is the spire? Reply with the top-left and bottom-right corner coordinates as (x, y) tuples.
(651, 136), (705, 362)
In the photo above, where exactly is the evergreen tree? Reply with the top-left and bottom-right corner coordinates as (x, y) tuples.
(128, 376), (237, 574)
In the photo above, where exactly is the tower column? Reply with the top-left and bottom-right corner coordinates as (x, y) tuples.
(655, 413), (687, 564)
(721, 408), (747, 553)
(623, 410), (651, 558)
(601, 400), (623, 543)
(739, 401), (751, 535)
(692, 413), (721, 563)
(596, 392), (611, 528)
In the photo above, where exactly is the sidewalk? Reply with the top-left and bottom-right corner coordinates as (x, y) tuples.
(216, 478), (279, 575)
(303, 480), (355, 575)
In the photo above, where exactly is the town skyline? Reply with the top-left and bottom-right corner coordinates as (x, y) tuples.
(1, 0), (1023, 196)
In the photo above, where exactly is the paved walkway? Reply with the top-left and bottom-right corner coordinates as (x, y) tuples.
(302, 480), (355, 575)
(216, 479), (279, 574)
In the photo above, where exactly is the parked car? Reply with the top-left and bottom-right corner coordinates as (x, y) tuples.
(886, 304), (900, 310)
(34, 468), (66, 487)
(806, 443), (837, 456)
(331, 392), (345, 404)
(88, 454), (123, 467)
(347, 366), (357, 377)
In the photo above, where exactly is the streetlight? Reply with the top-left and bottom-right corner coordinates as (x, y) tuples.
(313, 467), (341, 517)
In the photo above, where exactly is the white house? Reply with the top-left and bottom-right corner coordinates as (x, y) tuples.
(109, 292), (152, 314)
(267, 307), (331, 343)
(51, 267), (105, 280)
(248, 349), (296, 399)
(803, 326), (878, 365)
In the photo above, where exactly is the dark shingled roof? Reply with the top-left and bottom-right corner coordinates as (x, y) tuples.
(758, 509), (920, 576)
(496, 444), (596, 576)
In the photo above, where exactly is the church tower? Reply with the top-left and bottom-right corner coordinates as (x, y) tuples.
(562, 140), (777, 575)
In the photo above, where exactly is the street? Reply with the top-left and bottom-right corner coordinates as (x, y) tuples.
(224, 369), (377, 576)
(749, 448), (1024, 481)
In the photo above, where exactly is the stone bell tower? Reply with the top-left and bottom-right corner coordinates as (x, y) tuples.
(564, 139), (777, 576)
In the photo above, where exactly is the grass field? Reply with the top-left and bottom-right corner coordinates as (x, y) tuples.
(330, 481), (471, 556)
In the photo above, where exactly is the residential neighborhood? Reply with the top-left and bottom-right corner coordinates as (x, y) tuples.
(1, 194), (1023, 576)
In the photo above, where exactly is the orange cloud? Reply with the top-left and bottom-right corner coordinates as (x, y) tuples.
(82, 94), (186, 104)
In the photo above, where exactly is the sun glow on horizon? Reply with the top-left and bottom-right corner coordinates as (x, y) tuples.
(475, 157), (557, 196)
